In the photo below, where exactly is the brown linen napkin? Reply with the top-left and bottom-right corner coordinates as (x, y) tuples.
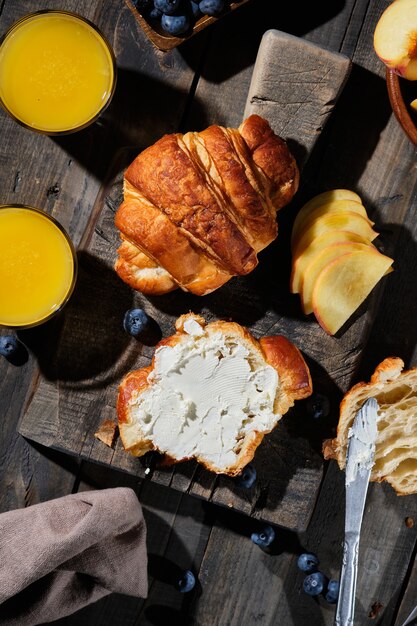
(0, 488), (148, 625)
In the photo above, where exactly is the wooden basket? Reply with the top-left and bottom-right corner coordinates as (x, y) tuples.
(125, 0), (252, 51)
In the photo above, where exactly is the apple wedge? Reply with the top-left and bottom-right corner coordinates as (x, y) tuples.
(292, 212), (378, 260)
(290, 230), (370, 293)
(374, 0), (417, 80)
(291, 190), (362, 244)
(300, 242), (376, 314)
(291, 199), (372, 249)
(312, 248), (394, 335)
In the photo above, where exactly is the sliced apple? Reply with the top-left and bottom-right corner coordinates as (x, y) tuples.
(374, 0), (417, 80)
(300, 242), (376, 315)
(290, 230), (370, 293)
(291, 199), (372, 249)
(292, 212), (378, 260)
(312, 249), (394, 335)
(292, 191), (362, 241)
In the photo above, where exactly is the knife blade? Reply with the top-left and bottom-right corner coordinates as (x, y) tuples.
(401, 604), (417, 626)
(335, 397), (380, 626)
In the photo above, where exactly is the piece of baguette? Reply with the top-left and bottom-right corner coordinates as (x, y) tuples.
(117, 313), (312, 476)
(323, 357), (417, 495)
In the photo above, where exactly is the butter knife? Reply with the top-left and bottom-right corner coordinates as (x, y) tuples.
(335, 397), (380, 626)
(401, 604), (417, 626)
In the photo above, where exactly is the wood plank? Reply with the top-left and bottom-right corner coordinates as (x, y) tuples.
(56, 462), (211, 625)
(244, 30), (351, 168)
(18, 34), (351, 530)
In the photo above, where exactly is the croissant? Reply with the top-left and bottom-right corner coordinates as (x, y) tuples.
(323, 357), (417, 495)
(114, 115), (299, 296)
(117, 313), (312, 475)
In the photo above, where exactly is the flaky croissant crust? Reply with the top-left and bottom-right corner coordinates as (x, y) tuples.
(323, 357), (417, 495)
(114, 115), (299, 295)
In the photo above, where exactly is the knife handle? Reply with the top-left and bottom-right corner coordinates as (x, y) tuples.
(335, 534), (359, 626)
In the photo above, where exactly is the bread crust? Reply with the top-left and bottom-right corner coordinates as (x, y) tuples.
(323, 357), (417, 495)
(124, 133), (257, 275)
(117, 314), (312, 476)
(116, 238), (177, 295)
(239, 115), (299, 210)
(114, 115), (299, 295)
(259, 336), (313, 415)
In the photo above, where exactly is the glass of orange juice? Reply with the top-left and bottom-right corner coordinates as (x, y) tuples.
(0, 205), (77, 328)
(0, 10), (116, 134)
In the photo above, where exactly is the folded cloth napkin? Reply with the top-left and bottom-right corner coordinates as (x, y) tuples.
(0, 487), (148, 625)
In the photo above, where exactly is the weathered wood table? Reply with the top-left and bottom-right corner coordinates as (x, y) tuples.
(1, 1), (417, 624)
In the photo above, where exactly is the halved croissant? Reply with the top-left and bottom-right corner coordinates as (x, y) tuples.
(114, 115), (299, 295)
(117, 313), (312, 475)
(323, 357), (417, 495)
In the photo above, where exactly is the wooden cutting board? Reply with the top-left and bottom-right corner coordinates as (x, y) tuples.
(18, 30), (353, 531)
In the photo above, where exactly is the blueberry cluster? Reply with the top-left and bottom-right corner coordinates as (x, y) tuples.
(297, 552), (339, 604)
(133, 0), (229, 36)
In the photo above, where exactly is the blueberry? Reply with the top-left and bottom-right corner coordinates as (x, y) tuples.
(306, 392), (330, 419)
(176, 569), (195, 593)
(325, 579), (340, 604)
(199, 0), (225, 16)
(190, 1), (202, 18)
(0, 335), (19, 357)
(133, 0), (152, 11)
(123, 308), (151, 338)
(303, 571), (327, 596)
(161, 13), (190, 35)
(154, 0), (181, 14)
(237, 463), (257, 488)
(297, 553), (319, 573)
(251, 525), (275, 548)
(149, 7), (162, 18)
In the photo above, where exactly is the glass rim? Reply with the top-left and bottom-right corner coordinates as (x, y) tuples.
(0, 9), (117, 136)
(0, 204), (78, 329)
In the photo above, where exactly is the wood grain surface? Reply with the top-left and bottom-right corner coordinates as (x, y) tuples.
(2, 1), (417, 625)
(18, 31), (352, 531)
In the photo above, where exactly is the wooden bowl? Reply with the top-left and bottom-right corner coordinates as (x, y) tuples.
(125, 0), (251, 51)
(386, 68), (417, 147)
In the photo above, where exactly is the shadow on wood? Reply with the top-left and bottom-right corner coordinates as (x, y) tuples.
(20, 251), (136, 388)
(179, 0), (347, 84)
(52, 68), (209, 182)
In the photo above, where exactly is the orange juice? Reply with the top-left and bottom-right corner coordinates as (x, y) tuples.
(0, 206), (76, 327)
(0, 11), (116, 134)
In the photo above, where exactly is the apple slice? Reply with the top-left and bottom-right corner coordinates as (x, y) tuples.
(292, 212), (378, 259)
(312, 249), (394, 335)
(374, 0), (417, 80)
(300, 242), (376, 315)
(290, 230), (370, 293)
(291, 190), (362, 244)
(291, 199), (372, 249)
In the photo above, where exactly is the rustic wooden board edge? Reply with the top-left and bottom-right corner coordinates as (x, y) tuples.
(244, 28), (352, 167)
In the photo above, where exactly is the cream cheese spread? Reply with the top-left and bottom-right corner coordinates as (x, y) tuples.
(345, 397), (379, 486)
(129, 321), (280, 471)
